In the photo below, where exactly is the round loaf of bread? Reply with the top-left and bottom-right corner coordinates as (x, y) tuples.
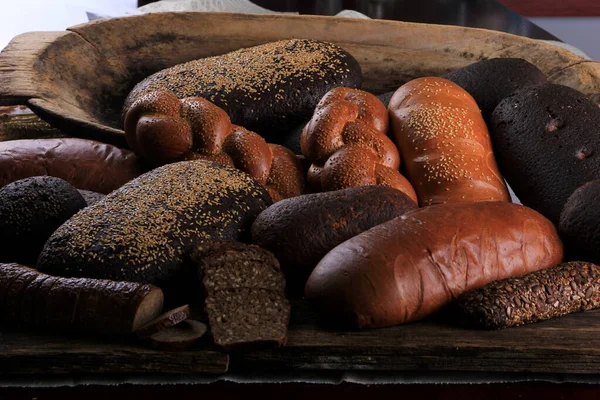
(559, 180), (600, 263)
(443, 58), (547, 120)
(124, 39), (363, 142)
(37, 161), (272, 288)
(490, 83), (600, 224)
(0, 176), (86, 265)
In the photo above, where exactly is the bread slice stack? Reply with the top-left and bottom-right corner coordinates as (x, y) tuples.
(191, 241), (290, 351)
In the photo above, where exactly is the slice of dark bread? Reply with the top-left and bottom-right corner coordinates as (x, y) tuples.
(204, 288), (290, 351)
(192, 240), (286, 294)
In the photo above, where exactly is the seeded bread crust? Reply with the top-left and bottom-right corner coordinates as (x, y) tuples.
(489, 83), (600, 224)
(455, 262), (600, 329)
(37, 161), (272, 287)
(124, 39), (363, 142)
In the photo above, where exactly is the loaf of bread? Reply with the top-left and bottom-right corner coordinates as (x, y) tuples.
(455, 262), (600, 329)
(301, 87), (416, 201)
(0, 139), (145, 194)
(490, 83), (600, 224)
(305, 202), (563, 328)
(0, 263), (164, 335)
(191, 240), (290, 350)
(124, 91), (305, 201)
(388, 77), (510, 207)
(442, 58), (548, 120)
(559, 180), (600, 263)
(124, 39), (363, 142)
(37, 161), (272, 292)
(0, 176), (86, 265)
(251, 185), (418, 292)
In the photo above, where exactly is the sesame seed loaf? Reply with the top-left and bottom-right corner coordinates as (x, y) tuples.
(251, 185), (418, 294)
(442, 58), (547, 121)
(455, 262), (600, 329)
(489, 83), (600, 224)
(388, 77), (510, 207)
(204, 288), (290, 351)
(123, 39), (363, 142)
(559, 180), (600, 264)
(37, 161), (272, 290)
(0, 176), (87, 265)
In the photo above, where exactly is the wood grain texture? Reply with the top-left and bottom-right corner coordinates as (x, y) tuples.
(0, 328), (228, 376)
(0, 12), (597, 146)
(3, 299), (600, 376)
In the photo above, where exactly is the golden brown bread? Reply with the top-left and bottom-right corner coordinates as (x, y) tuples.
(388, 77), (510, 207)
(305, 202), (563, 328)
(301, 88), (416, 201)
(124, 91), (304, 200)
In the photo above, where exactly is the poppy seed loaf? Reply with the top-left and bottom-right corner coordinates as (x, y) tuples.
(489, 83), (600, 224)
(442, 58), (547, 120)
(123, 39), (363, 142)
(0, 176), (87, 265)
(36, 161), (272, 288)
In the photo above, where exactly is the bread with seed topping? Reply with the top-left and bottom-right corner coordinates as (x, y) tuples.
(123, 39), (363, 142)
(388, 77), (510, 207)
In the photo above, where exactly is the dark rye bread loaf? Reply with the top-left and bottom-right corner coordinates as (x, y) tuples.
(455, 262), (600, 329)
(251, 186), (418, 292)
(559, 180), (600, 263)
(0, 177), (86, 265)
(443, 58), (547, 120)
(36, 161), (272, 290)
(123, 39), (362, 142)
(489, 83), (600, 224)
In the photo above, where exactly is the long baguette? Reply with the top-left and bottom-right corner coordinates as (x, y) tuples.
(0, 264), (164, 335)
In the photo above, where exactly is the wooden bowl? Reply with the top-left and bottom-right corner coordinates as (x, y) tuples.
(0, 12), (599, 147)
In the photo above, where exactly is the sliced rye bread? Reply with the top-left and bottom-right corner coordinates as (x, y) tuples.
(204, 287), (290, 351)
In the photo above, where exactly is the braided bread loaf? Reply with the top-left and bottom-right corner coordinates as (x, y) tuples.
(124, 91), (305, 201)
(300, 88), (417, 202)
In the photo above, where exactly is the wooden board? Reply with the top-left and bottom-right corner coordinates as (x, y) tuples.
(0, 12), (599, 146)
(3, 299), (600, 378)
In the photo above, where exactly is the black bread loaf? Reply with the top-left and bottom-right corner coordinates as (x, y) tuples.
(489, 83), (600, 224)
(123, 39), (363, 142)
(37, 161), (272, 289)
(443, 58), (547, 120)
(0, 176), (86, 265)
(559, 180), (600, 263)
(251, 185), (418, 292)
